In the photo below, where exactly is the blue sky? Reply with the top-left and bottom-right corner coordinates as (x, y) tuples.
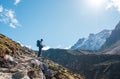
(0, 0), (120, 50)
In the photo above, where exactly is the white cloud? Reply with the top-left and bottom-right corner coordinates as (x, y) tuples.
(56, 44), (62, 48)
(43, 46), (51, 50)
(10, 23), (16, 28)
(17, 41), (23, 46)
(106, 0), (120, 12)
(25, 45), (32, 49)
(17, 41), (32, 49)
(0, 6), (3, 12)
(14, 0), (21, 5)
(64, 46), (71, 49)
(6, 9), (20, 28)
(0, 6), (20, 28)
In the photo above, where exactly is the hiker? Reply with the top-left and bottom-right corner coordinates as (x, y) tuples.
(37, 39), (44, 57)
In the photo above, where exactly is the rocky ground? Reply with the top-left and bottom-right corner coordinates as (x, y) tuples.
(0, 49), (84, 79)
(0, 53), (84, 79)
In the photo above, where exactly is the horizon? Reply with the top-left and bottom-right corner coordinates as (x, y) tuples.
(0, 0), (120, 50)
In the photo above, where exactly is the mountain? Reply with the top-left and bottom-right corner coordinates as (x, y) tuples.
(42, 22), (120, 79)
(101, 21), (120, 54)
(43, 48), (120, 79)
(0, 33), (83, 79)
(103, 21), (120, 48)
(41, 21), (120, 79)
(71, 30), (111, 50)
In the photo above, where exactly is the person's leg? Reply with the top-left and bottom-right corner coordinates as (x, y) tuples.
(38, 48), (41, 57)
(38, 48), (40, 57)
(37, 51), (40, 57)
(39, 49), (42, 56)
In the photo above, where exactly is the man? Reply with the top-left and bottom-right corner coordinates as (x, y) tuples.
(37, 39), (43, 57)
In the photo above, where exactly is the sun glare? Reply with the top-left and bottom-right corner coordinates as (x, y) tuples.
(87, 0), (106, 10)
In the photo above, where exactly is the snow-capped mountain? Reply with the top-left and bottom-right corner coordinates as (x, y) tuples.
(71, 30), (112, 50)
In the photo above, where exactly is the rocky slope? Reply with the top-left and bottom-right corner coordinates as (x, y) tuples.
(71, 30), (111, 50)
(103, 21), (120, 48)
(43, 49), (120, 79)
(0, 33), (84, 79)
(101, 21), (120, 54)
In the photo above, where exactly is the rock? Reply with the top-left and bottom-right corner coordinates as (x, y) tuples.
(45, 69), (55, 79)
(30, 59), (42, 68)
(27, 70), (36, 79)
(15, 64), (26, 71)
(0, 72), (12, 79)
(4, 54), (14, 62)
(9, 68), (18, 73)
(12, 72), (25, 79)
(22, 75), (30, 79)
(27, 69), (45, 79)
(40, 62), (49, 73)
(4, 54), (18, 68)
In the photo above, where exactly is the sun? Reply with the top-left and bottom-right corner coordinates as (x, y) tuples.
(87, 0), (106, 10)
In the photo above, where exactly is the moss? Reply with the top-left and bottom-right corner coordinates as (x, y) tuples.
(0, 44), (12, 57)
(0, 34), (21, 57)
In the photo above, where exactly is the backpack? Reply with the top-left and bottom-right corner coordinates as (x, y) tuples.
(36, 40), (40, 47)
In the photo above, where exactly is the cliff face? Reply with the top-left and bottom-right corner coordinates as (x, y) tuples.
(102, 21), (120, 48)
(0, 33), (84, 79)
(101, 21), (120, 54)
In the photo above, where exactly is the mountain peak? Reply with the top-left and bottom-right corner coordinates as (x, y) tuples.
(71, 29), (111, 50)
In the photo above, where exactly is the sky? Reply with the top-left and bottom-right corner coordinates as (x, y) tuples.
(0, 0), (120, 50)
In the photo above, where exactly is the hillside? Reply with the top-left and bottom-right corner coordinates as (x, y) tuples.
(43, 49), (120, 79)
(0, 34), (84, 79)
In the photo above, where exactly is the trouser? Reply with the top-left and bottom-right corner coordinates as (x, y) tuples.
(38, 48), (42, 57)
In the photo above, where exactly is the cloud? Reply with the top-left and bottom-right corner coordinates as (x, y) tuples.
(0, 6), (3, 12)
(14, 0), (21, 5)
(106, 0), (120, 12)
(25, 45), (32, 49)
(43, 46), (51, 50)
(17, 41), (23, 46)
(17, 41), (32, 49)
(64, 46), (71, 49)
(56, 45), (62, 49)
(0, 6), (20, 28)
(6, 9), (20, 28)
(0, 0), (21, 28)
